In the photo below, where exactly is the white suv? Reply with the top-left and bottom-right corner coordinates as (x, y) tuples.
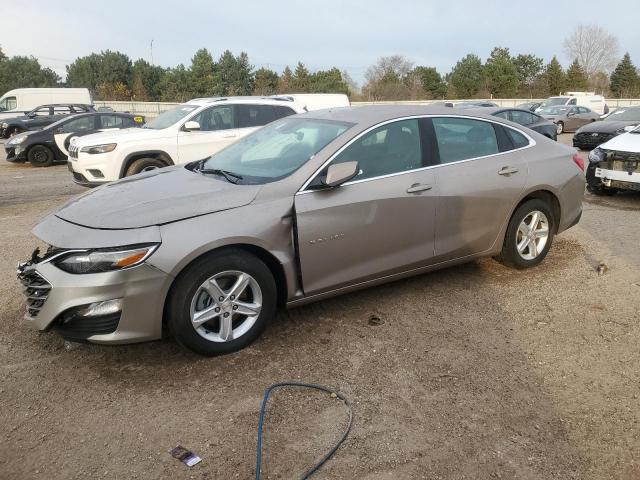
(67, 97), (306, 186)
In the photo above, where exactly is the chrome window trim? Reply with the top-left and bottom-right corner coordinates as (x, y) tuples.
(296, 114), (536, 195)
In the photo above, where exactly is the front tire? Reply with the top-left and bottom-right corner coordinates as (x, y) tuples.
(167, 249), (277, 356)
(556, 122), (564, 135)
(27, 145), (54, 167)
(125, 157), (166, 177)
(496, 199), (555, 269)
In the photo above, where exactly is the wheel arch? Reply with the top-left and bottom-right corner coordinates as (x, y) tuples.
(119, 150), (175, 179)
(161, 243), (289, 334)
(512, 189), (562, 233)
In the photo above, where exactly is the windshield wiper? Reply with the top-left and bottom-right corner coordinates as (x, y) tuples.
(198, 168), (243, 184)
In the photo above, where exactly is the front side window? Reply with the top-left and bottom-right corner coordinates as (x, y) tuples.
(236, 104), (276, 128)
(329, 119), (422, 181)
(200, 118), (352, 184)
(143, 105), (199, 130)
(59, 116), (95, 133)
(432, 117), (499, 164)
(192, 105), (235, 131)
(0, 96), (17, 111)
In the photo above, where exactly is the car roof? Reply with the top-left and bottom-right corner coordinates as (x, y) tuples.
(298, 104), (510, 126)
(185, 96), (297, 107)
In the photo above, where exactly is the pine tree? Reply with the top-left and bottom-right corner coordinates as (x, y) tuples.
(278, 66), (293, 93)
(292, 62), (310, 91)
(448, 54), (483, 98)
(545, 56), (566, 96)
(565, 59), (588, 90)
(253, 67), (279, 95)
(484, 47), (519, 97)
(610, 53), (640, 98)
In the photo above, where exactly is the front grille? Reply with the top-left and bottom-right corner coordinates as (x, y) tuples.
(18, 268), (52, 318)
(574, 132), (612, 149)
(610, 151), (640, 162)
(68, 144), (78, 158)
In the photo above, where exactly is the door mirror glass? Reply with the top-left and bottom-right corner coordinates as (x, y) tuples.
(183, 121), (201, 131)
(323, 161), (359, 187)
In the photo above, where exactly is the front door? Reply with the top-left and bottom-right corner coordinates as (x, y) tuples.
(295, 118), (438, 295)
(429, 117), (528, 261)
(177, 105), (238, 163)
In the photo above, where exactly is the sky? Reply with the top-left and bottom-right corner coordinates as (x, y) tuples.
(2, 0), (638, 85)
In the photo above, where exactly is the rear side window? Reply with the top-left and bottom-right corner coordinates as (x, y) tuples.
(432, 117), (499, 164)
(505, 128), (530, 149)
(330, 119), (422, 181)
(101, 115), (125, 128)
(237, 104), (277, 128)
(273, 105), (297, 120)
(509, 110), (536, 125)
(59, 116), (95, 133)
(53, 106), (72, 115)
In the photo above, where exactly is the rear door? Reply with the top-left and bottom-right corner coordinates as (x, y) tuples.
(430, 116), (528, 262)
(176, 105), (237, 162)
(295, 118), (438, 295)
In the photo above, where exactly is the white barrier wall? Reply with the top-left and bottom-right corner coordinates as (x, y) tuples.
(94, 98), (640, 117)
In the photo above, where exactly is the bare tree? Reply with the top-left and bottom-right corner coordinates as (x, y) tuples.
(563, 25), (620, 77)
(364, 55), (414, 84)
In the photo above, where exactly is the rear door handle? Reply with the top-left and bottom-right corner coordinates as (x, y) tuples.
(406, 183), (433, 193)
(498, 166), (519, 176)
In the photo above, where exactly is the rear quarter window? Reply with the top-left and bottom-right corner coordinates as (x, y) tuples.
(505, 128), (530, 149)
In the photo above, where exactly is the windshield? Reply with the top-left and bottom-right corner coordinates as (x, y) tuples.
(605, 108), (640, 122)
(199, 118), (353, 184)
(540, 106), (571, 115)
(540, 97), (569, 109)
(143, 105), (199, 129)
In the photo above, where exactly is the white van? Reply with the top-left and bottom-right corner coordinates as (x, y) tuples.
(0, 88), (92, 120)
(535, 92), (607, 115)
(271, 93), (350, 111)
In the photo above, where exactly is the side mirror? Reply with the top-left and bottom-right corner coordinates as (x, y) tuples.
(322, 161), (359, 188)
(183, 121), (200, 131)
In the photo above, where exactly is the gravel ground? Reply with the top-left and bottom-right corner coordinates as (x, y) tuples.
(0, 135), (639, 479)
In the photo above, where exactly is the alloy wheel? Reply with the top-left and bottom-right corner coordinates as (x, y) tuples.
(516, 210), (549, 261)
(189, 270), (262, 343)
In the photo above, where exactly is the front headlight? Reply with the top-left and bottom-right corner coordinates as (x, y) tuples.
(588, 147), (605, 163)
(52, 244), (158, 274)
(1, 122), (8, 128)
(80, 143), (117, 154)
(7, 135), (27, 146)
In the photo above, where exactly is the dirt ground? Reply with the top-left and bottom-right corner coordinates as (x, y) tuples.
(0, 135), (639, 480)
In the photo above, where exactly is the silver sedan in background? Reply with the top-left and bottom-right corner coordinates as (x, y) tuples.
(18, 106), (586, 356)
(539, 105), (601, 134)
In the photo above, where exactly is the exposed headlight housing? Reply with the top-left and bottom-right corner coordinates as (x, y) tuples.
(7, 134), (27, 145)
(52, 244), (159, 274)
(80, 143), (117, 154)
(588, 147), (605, 163)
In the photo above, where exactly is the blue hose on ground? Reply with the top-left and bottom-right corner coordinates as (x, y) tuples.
(255, 381), (353, 479)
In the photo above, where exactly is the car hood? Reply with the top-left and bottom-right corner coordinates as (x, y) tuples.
(71, 127), (170, 148)
(600, 131), (640, 152)
(53, 166), (261, 229)
(576, 120), (640, 134)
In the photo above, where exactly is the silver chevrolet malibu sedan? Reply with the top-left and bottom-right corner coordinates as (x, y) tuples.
(18, 106), (585, 356)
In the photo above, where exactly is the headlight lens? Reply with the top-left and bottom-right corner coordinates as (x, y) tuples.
(53, 244), (158, 274)
(7, 134), (27, 145)
(1, 122), (8, 128)
(588, 147), (605, 163)
(80, 143), (117, 154)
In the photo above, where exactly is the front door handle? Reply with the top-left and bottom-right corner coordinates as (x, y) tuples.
(498, 166), (519, 176)
(406, 183), (433, 193)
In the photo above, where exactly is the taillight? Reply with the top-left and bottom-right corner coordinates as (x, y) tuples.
(572, 153), (585, 172)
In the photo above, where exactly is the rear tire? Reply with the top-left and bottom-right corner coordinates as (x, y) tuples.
(495, 199), (555, 269)
(125, 157), (166, 177)
(27, 145), (54, 167)
(556, 122), (564, 135)
(167, 249), (277, 356)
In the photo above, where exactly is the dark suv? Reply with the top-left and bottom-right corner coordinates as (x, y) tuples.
(0, 104), (95, 138)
